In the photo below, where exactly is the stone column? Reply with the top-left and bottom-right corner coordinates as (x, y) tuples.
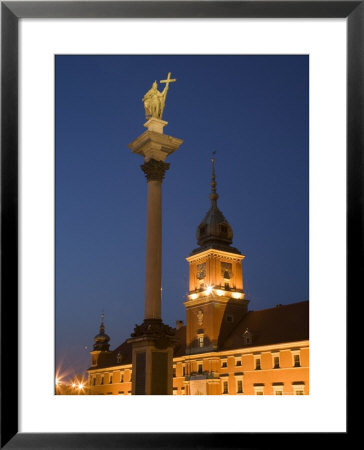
(127, 117), (183, 395)
(141, 159), (169, 320)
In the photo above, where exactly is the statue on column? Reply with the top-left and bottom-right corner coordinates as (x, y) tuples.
(142, 72), (176, 120)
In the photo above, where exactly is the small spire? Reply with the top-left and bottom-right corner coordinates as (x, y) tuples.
(209, 151), (219, 205)
(100, 312), (105, 334)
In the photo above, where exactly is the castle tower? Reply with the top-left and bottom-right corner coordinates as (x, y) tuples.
(90, 314), (111, 368)
(185, 156), (249, 354)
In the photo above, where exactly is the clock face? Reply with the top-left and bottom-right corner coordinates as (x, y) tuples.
(221, 262), (232, 278)
(197, 263), (206, 280)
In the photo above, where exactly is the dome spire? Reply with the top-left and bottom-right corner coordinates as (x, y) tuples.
(93, 312), (110, 351)
(209, 151), (219, 205)
(193, 153), (240, 253)
(100, 312), (105, 334)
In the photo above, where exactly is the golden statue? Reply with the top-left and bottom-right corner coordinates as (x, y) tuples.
(143, 72), (176, 120)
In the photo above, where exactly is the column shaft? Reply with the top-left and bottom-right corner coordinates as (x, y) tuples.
(144, 180), (162, 319)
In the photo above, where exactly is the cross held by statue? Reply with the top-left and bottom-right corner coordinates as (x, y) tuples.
(160, 72), (176, 89)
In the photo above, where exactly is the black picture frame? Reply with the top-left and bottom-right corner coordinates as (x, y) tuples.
(1, 1), (356, 448)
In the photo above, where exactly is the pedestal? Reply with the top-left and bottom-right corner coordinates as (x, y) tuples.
(128, 319), (176, 395)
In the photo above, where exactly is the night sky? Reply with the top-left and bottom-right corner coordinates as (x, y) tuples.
(55, 55), (309, 380)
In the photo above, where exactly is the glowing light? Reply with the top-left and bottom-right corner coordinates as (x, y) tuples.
(232, 292), (243, 299)
(78, 383), (84, 390)
(55, 378), (59, 386)
(216, 290), (224, 296)
(205, 285), (213, 295)
(190, 293), (198, 300)
(72, 383), (76, 388)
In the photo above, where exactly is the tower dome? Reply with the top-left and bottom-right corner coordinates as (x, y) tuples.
(93, 313), (110, 351)
(194, 155), (238, 254)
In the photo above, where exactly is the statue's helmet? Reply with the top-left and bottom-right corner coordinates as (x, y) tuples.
(153, 81), (157, 88)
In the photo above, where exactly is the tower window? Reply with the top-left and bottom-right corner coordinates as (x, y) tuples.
(199, 336), (204, 347)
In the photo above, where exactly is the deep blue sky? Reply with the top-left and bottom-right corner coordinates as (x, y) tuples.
(56, 55), (308, 379)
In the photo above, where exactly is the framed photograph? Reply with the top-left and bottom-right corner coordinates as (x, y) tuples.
(1, 1), (356, 447)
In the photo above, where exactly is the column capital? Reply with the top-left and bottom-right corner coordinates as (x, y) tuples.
(141, 159), (170, 182)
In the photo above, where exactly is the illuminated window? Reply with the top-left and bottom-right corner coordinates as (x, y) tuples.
(292, 383), (305, 395)
(223, 381), (228, 394)
(254, 384), (264, 395)
(199, 335), (204, 348)
(272, 384), (284, 395)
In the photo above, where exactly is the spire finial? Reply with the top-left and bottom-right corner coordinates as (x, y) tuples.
(209, 151), (219, 204)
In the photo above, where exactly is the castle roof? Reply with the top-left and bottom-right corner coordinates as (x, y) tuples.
(221, 300), (309, 350)
(88, 300), (309, 370)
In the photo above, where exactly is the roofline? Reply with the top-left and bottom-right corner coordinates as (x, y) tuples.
(87, 340), (310, 372)
(186, 248), (245, 262)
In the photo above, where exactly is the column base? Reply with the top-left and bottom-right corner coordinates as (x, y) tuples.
(128, 319), (177, 395)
